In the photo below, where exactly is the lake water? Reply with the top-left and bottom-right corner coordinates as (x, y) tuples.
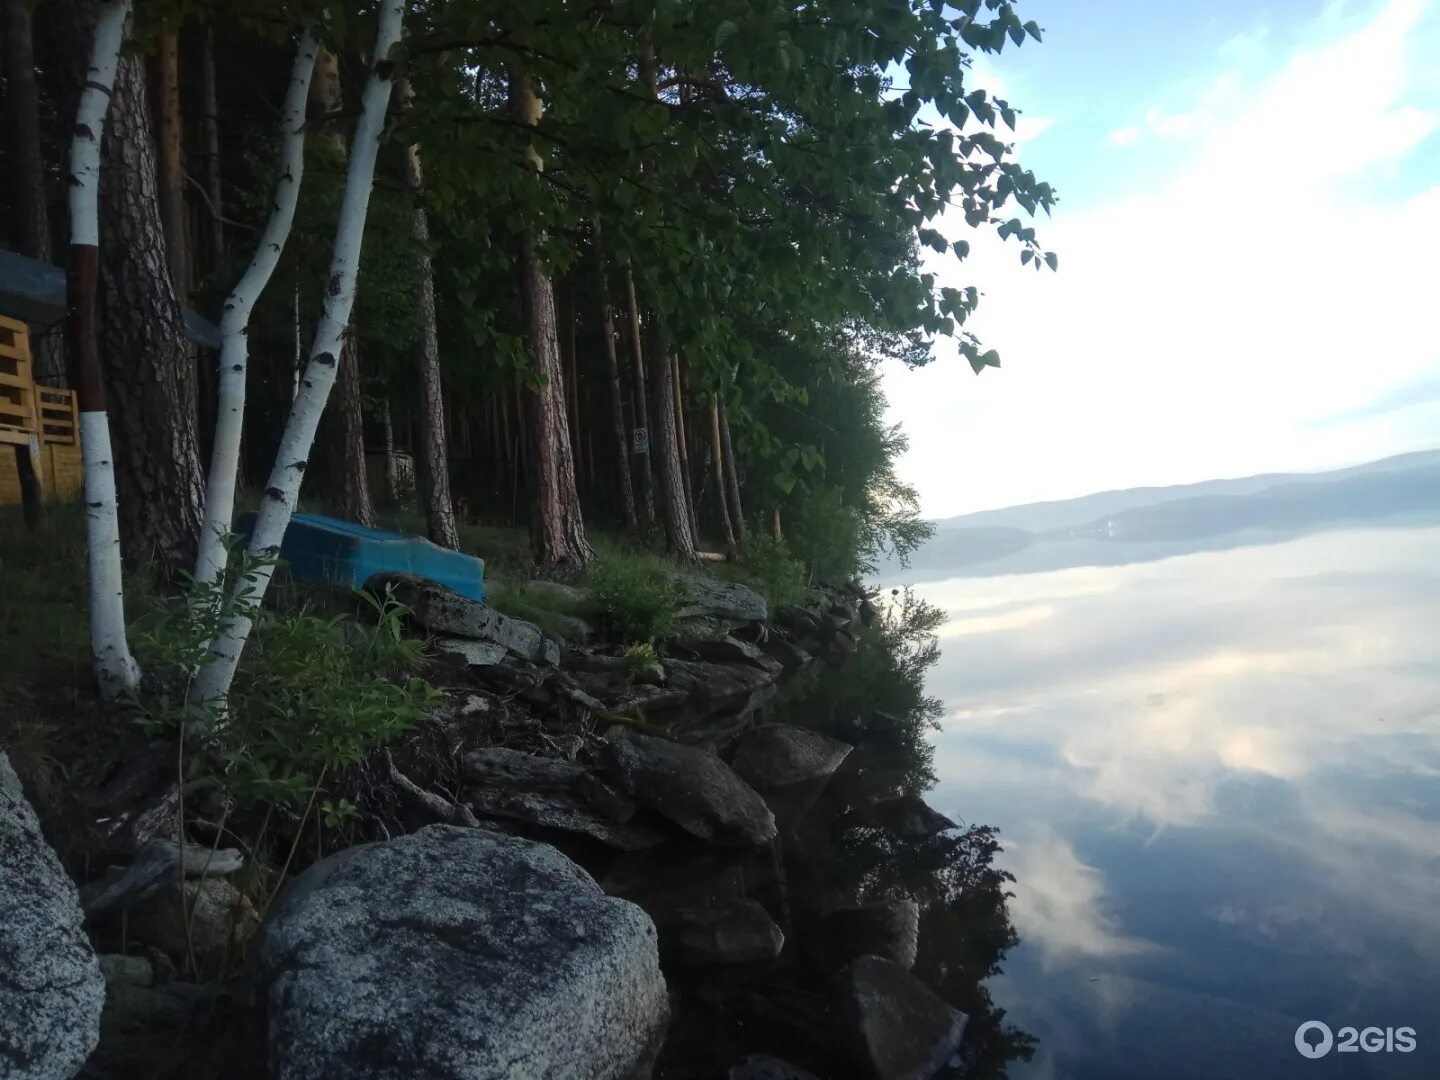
(913, 523), (1440, 1078)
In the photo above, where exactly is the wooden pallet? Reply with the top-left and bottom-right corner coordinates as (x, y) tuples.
(0, 316), (84, 507)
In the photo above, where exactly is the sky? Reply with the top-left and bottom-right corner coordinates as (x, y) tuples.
(884, 0), (1440, 519)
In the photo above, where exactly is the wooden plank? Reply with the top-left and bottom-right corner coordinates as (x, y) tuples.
(48, 444), (84, 501)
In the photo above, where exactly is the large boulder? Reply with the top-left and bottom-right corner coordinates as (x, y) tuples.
(662, 899), (784, 965)
(257, 825), (669, 1080)
(730, 725), (852, 790)
(661, 658), (775, 704)
(832, 956), (968, 1080)
(0, 752), (105, 1079)
(820, 900), (919, 970)
(599, 728), (776, 846)
(373, 573), (560, 666)
(126, 877), (259, 973)
(673, 573), (768, 624)
(462, 747), (585, 788)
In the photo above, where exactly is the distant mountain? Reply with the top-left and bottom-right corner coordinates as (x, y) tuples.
(930, 449), (1440, 534)
(897, 449), (1440, 579)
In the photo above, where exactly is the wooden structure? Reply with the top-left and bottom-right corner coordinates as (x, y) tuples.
(0, 315), (83, 507)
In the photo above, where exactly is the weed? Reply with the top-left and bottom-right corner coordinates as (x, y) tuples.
(583, 549), (684, 646)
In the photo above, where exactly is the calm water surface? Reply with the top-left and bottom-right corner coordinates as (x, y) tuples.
(912, 523), (1440, 1079)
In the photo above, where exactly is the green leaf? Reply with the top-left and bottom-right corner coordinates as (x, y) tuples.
(773, 471), (797, 494)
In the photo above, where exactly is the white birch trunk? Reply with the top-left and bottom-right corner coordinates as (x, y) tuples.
(195, 0), (406, 705)
(70, 0), (138, 699)
(194, 28), (318, 587)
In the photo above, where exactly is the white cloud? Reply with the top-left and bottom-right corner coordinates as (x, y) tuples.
(887, 0), (1440, 518)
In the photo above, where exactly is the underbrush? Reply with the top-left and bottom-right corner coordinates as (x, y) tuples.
(582, 542), (685, 646)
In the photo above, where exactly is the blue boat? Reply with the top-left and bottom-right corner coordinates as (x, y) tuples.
(236, 512), (485, 602)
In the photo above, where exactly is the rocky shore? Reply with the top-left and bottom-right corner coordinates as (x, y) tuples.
(1, 571), (981, 1080)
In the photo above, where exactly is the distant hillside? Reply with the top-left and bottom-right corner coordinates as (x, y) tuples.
(897, 449), (1440, 579)
(930, 448), (1440, 534)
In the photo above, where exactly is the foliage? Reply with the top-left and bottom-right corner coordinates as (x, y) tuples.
(623, 640), (660, 675)
(583, 548), (685, 646)
(721, 531), (813, 610)
(131, 567), (437, 815)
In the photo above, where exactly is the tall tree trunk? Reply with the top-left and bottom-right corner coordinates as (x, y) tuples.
(397, 78), (459, 549)
(310, 45), (373, 523)
(195, 28), (317, 587)
(198, 18), (225, 271)
(647, 323), (696, 559)
(510, 68), (591, 573)
(709, 394), (736, 555)
(2, 0), (65, 385)
(673, 354), (700, 541)
(197, 0), (406, 705)
(592, 220), (638, 530)
(98, 39), (204, 575)
(321, 336), (374, 524)
(67, 0), (139, 698)
(623, 267), (656, 526)
(719, 389), (746, 541)
(152, 31), (189, 296)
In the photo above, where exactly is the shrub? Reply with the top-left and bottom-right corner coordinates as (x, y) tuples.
(722, 532), (813, 610)
(583, 550), (684, 646)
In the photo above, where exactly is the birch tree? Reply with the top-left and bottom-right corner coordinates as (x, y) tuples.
(195, 0), (407, 705)
(67, 0), (138, 698)
(194, 28), (319, 588)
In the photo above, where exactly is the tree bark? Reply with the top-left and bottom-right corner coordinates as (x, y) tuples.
(320, 335), (375, 524)
(152, 31), (189, 297)
(309, 46), (373, 524)
(198, 18), (225, 271)
(719, 389), (746, 541)
(98, 41), (204, 576)
(709, 393), (736, 554)
(510, 68), (591, 573)
(647, 322), (696, 559)
(2, 0), (65, 385)
(623, 266), (656, 526)
(673, 353), (700, 541)
(197, 0), (406, 705)
(195, 28), (317, 587)
(398, 78), (460, 549)
(592, 220), (638, 530)
(68, 0), (139, 698)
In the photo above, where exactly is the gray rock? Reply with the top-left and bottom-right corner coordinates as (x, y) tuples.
(833, 956), (967, 1080)
(677, 633), (782, 673)
(435, 636), (508, 668)
(821, 901), (920, 970)
(468, 789), (668, 851)
(127, 877), (259, 973)
(373, 574), (560, 665)
(81, 837), (244, 916)
(0, 752), (104, 1079)
(663, 899), (784, 965)
(674, 573), (768, 624)
(869, 795), (957, 838)
(462, 747), (585, 788)
(599, 728), (776, 846)
(661, 658), (775, 703)
(730, 725), (852, 789)
(257, 825), (669, 1080)
(98, 953), (154, 988)
(729, 1056), (824, 1080)
(578, 771), (638, 824)
(759, 634), (814, 671)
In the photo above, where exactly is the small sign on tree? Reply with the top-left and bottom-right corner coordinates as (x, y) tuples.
(631, 427), (649, 455)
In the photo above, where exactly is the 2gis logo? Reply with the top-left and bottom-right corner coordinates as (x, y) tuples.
(1294, 1020), (1417, 1059)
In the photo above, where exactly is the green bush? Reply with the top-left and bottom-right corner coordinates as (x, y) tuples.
(723, 531), (813, 610)
(583, 550), (684, 646)
(131, 571), (437, 814)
